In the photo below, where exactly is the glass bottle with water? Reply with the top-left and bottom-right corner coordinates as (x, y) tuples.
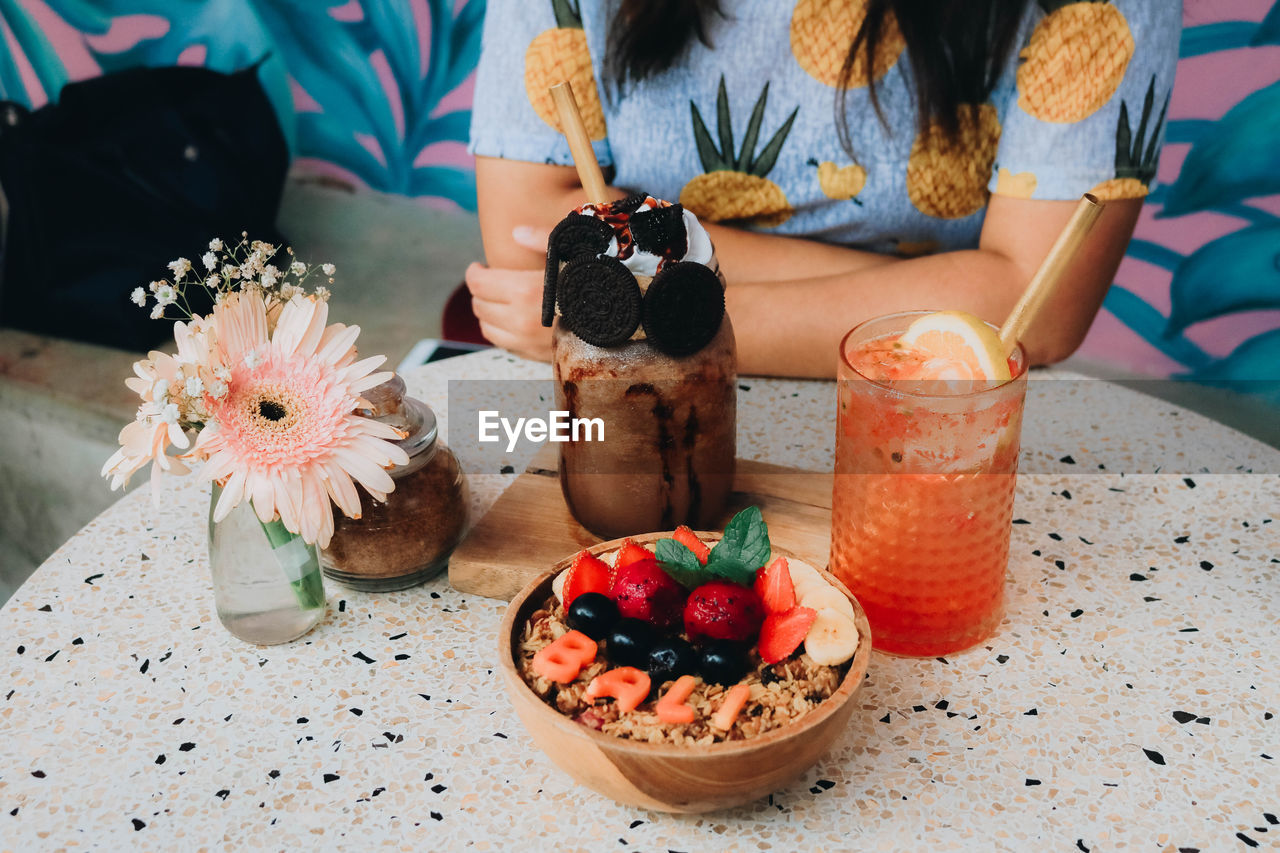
(207, 485), (326, 644)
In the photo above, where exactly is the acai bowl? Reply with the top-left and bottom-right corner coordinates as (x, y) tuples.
(498, 508), (872, 812)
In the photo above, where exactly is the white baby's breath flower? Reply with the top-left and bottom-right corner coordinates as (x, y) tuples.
(206, 276), (219, 288)
(149, 280), (162, 293)
(208, 237), (223, 251)
(243, 350), (262, 370)
(260, 267), (278, 289)
(223, 264), (240, 280)
(321, 263), (336, 276)
(202, 252), (217, 271)
(213, 366), (232, 382)
(155, 284), (177, 306)
(184, 376), (204, 397)
(168, 258), (191, 277)
(314, 286), (331, 301)
(131, 287), (147, 307)
(279, 283), (301, 301)
(290, 261), (306, 276)
(151, 379), (169, 402)
(208, 379), (229, 399)
(150, 305), (166, 320)
(173, 368), (185, 383)
(160, 403), (180, 425)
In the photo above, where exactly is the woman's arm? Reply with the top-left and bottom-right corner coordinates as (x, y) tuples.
(467, 156), (901, 359)
(729, 195), (1142, 376)
(467, 156), (1141, 374)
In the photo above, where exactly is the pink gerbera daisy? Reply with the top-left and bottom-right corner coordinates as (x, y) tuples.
(192, 290), (408, 548)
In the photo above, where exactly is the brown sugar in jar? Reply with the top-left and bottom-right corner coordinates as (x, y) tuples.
(320, 375), (468, 592)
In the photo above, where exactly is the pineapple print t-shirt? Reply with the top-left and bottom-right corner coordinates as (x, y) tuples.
(468, 0), (1180, 256)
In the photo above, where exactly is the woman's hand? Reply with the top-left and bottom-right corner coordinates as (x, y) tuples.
(465, 225), (554, 361)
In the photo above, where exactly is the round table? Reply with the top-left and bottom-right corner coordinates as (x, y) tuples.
(3, 351), (1277, 850)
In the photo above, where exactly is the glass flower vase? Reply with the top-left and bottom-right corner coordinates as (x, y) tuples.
(207, 484), (327, 644)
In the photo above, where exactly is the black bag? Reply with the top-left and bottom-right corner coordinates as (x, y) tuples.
(0, 63), (288, 350)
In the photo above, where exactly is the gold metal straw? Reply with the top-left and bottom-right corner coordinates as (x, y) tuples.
(998, 194), (1105, 357)
(550, 81), (609, 204)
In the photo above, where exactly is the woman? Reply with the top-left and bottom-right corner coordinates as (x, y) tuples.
(465, 0), (1179, 377)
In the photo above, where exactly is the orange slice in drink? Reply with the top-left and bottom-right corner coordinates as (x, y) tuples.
(898, 311), (1012, 383)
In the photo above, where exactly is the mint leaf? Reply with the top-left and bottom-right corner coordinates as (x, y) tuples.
(703, 558), (757, 586)
(708, 506), (770, 569)
(655, 539), (706, 589)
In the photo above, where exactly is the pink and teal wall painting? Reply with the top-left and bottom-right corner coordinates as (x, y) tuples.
(1, 0), (1277, 396)
(0, 0), (482, 210)
(1091, 0), (1280, 398)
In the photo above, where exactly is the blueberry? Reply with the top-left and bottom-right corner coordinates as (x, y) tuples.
(698, 639), (750, 685)
(647, 637), (698, 685)
(605, 618), (658, 669)
(566, 592), (619, 640)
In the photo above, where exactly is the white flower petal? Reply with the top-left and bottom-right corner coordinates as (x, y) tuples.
(315, 323), (360, 367)
(322, 460), (363, 519)
(332, 445), (395, 496)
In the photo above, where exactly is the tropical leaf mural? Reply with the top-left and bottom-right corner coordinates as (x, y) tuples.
(0, 0), (483, 210)
(1165, 224), (1280, 336)
(1157, 82), (1280, 217)
(1100, 1), (1280, 407)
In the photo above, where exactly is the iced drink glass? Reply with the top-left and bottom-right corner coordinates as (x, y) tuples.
(554, 319), (736, 540)
(543, 193), (736, 540)
(829, 311), (1028, 657)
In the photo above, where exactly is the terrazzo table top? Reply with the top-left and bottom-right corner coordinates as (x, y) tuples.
(2, 350), (1277, 851)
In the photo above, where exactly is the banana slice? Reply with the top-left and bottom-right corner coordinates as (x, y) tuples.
(797, 584), (855, 621)
(785, 558), (856, 619)
(786, 557), (825, 589)
(790, 573), (828, 605)
(551, 568), (568, 604)
(803, 607), (860, 666)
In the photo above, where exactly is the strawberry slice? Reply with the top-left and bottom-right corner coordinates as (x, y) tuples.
(754, 556), (796, 614)
(562, 550), (611, 608)
(758, 606), (817, 664)
(613, 539), (653, 571)
(672, 525), (710, 565)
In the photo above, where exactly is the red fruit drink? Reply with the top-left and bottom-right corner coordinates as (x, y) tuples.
(829, 312), (1028, 657)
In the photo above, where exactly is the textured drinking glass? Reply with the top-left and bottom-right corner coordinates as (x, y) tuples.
(829, 311), (1028, 656)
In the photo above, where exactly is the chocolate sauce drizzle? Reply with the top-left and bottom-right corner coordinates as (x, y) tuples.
(623, 382), (702, 529)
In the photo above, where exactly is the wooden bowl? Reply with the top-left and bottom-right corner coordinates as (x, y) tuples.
(497, 531), (873, 813)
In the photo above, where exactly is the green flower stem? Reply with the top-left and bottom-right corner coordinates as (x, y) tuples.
(257, 514), (326, 611)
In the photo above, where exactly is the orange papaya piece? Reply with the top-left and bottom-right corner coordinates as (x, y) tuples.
(655, 674), (699, 724)
(584, 666), (651, 714)
(531, 630), (597, 683)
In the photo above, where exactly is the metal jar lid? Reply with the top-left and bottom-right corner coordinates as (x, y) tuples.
(355, 374), (438, 460)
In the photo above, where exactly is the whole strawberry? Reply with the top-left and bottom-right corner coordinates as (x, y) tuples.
(683, 580), (764, 645)
(608, 558), (687, 630)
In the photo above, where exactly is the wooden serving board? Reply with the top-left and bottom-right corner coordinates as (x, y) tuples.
(449, 445), (833, 601)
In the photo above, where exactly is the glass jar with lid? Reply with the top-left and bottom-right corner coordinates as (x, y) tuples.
(320, 375), (468, 591)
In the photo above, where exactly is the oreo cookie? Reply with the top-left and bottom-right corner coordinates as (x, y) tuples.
(544, 215), (616, 327)
(641, 262), (725, 357)
(606, 192), (647, 215)
(557, 256), (642, 348)
(630, 203), (688, 260)
(549, 214), (614, 261)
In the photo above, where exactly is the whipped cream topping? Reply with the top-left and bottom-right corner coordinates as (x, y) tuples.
(573, 196), (715, 277)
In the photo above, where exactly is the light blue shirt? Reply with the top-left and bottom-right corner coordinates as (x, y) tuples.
(470, 0), (1180, 255)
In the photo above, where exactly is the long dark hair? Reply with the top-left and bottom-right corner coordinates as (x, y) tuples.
(606, 0), (1031, 149)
